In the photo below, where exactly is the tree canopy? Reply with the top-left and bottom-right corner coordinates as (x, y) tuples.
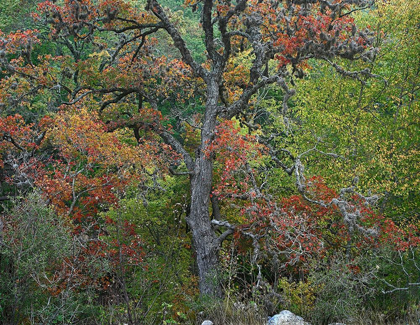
(0, 0), (418, 323)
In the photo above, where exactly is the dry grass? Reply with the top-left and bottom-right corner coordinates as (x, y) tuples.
(190, 302), (420, 325)
(193, 299), (267, 325)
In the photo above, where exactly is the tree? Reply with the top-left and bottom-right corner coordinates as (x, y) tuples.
(289, 0), (419, 221)
(0, 0), (378, 298)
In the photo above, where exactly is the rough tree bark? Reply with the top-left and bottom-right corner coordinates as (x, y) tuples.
(187, 80), (222, 297)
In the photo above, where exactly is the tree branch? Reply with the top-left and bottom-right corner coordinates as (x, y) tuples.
(158, 130), (194, 172)
(146, 0), (207, 80)
(223, 74), (281, 118)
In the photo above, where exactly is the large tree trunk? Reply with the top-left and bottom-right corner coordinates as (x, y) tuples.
(187, 80), (222, 297)
(188, 160), (221, 297)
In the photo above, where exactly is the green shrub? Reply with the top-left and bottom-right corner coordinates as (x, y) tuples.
(0, 193), (96, 324)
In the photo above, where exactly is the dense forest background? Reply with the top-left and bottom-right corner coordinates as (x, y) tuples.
(0, 0), (418, 324)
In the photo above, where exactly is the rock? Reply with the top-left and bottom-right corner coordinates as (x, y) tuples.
(267, 310), (309, 325)
(201, 321), (214, 325)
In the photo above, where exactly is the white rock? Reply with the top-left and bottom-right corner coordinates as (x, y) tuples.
(201, 321), (214, 325)
(267, 310), (309, 325)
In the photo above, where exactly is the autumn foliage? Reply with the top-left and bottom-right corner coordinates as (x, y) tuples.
(0, 0), (418, 323)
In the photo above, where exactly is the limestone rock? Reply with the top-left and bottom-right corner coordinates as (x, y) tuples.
(267, 310), (309, 325)
(201, 321), (214, 325)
